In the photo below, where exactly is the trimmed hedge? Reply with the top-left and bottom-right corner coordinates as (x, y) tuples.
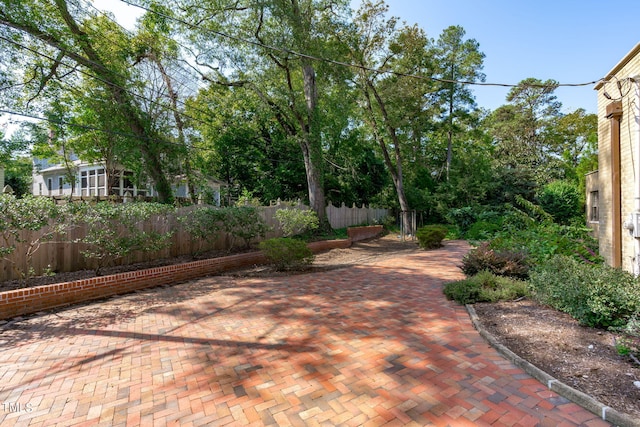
(416, 225), (448, 249)
(259, 238), (314, 271)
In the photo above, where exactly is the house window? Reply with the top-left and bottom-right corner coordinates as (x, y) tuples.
(81, 171), (87, 195)
(47, 178), (52, 196)
(38, 183), (42, 195)
(120, 171), (147, 197)
(58, 177), (63, 195)
(590, 191), (599, 222)
(80, 168), (107, 196)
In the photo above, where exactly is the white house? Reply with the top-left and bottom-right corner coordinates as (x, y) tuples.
(32, 157), (223, 205)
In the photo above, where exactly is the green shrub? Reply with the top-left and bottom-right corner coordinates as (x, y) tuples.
(465, 219), (503, 241)
(0, 194), (71, 278)
(490, 221), (602, 266)
(177, 206), (225, 256)
(222, 206), (271, 249)
(416, 225), (448, 249)
(537, 181), (582, 225)
(446, 207), (476, 233)
(461, 242), (529, 279)
(378, 215), (397, 230)
(259, 238), (314, 271)
(443, 277), (481, 304)
(275, 208), (319, 237)
(74, 202), (175, 275)
(529, 255), (640, 328)
(444, 271), (529, 304)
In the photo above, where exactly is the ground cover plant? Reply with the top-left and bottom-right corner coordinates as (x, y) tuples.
(443, 270), (529, 304)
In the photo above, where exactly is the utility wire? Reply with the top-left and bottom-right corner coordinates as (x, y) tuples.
(0, 33), (209, 128)
(119, 0), (604, 90)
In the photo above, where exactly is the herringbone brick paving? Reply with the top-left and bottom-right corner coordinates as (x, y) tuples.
(0, 241), (611, 426)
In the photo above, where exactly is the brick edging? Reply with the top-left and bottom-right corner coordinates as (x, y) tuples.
(347, 225), (384, 242)
(0, 239), (352, 321)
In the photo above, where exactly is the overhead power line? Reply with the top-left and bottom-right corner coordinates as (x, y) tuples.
(0, 33), (209, 128)
(118, 0), (604, 90)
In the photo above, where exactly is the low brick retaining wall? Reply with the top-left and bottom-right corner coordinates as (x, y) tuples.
(0, 239), (352, 321)
(347, 225), (384, 242)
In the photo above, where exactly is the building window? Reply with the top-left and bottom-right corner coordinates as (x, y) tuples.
(58, 177), (63, 195)
(47, 178), (52, 196)
(80, 167), (107, 196)
(590, 191), (599, 222)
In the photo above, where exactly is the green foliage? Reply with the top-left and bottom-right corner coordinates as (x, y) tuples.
(259, 238), (314, 271)
(612, 314), (640, 359)
(74, 202), (175, 275)
(461, 242), (530, 279)
(235, 189), (262, 207)
(529, 256), (640, 328)
(0, 194), (70, 278)
(221, 206), (270, 249)
(514, 195), (554, 223)
(489, 203), (601, 266)
(446, 207), (476, 234)
(1, 156), (32, 197)
(465, 219), (502, 241)
(308, 227), (348, 241)
(443, 271), (529, 304)
(416, 225), (448, 249)
(276, 208), (319, 237)
(177, 206), (225, 256)
(537, 180), (582, 225)
(485, 167), (537, 206)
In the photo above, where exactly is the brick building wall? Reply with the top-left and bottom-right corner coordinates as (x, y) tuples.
(594, 43), (640, 272)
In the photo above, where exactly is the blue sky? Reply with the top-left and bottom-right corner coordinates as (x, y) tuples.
(371, 0), (640, 114)
(100, 0), (640, 115)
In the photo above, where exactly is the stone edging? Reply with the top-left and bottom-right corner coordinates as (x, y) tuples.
(466, 304), (640, 427)
(0, 239), (352, 321)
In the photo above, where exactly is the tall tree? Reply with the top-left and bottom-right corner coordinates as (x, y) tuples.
(0, 0), (175, 202)
(346, 0), (435, 231)
(177, 0), (351, 222)
(431, 25), (485, 181)
(187, 83), (308, 204)
(488, 77), (562, 184)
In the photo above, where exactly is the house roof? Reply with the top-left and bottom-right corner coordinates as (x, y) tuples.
(594, 42), (640, 90)
(37, 159), (84, 174)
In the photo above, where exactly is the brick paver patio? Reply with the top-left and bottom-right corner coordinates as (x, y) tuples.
(0, 241), (610, 426)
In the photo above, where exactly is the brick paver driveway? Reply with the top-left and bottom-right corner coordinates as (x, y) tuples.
(0, 241), (610, 426)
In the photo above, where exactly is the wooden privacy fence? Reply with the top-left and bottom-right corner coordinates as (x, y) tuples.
(326, 202), (389, 229)
(0, 201), (388, 282)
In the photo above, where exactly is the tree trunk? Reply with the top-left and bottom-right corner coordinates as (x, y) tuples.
(150, 54), (196, 202)
(300, 61), (326, 223)
(364, 80), (414, 234)
(3, 1), (174, 203)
